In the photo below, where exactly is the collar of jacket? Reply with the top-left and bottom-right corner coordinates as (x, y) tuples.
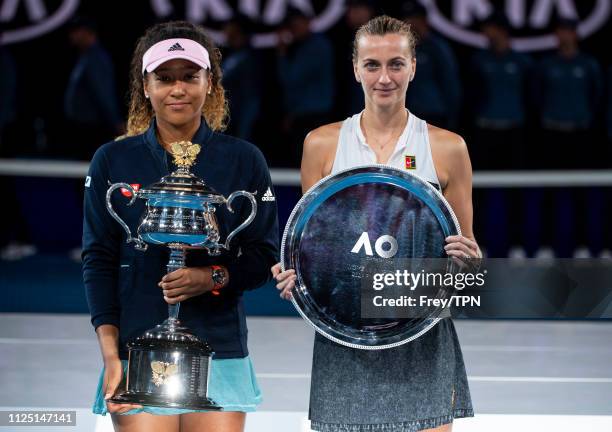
(144, 117), (213, 174)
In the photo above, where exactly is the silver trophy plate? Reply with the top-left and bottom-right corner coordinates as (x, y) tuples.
(281, 165), (461, 349)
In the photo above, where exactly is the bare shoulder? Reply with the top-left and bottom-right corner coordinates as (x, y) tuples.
(427, 124), (471, 188)
(304, 122), (342, 151)
(302, 122), (342, 178)
(427, 124), (467, 155)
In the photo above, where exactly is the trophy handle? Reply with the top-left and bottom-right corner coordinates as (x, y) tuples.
(220, 191), (257, 252)
(106, 183), (148, 251)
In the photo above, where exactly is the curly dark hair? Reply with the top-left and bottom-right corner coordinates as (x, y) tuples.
(125, 21), (228, 136)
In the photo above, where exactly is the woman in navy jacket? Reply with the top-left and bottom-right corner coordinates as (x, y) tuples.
(82, 21), (278, 432)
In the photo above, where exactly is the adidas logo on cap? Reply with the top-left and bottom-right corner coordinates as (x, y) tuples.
(168, 42), (185, 52)
(262, 187), (275, 202)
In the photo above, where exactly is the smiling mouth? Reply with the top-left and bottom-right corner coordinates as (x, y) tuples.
(167, 102), (190, 108)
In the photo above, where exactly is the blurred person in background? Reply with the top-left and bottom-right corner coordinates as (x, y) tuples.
(0, 25), (36, 261)
(469, 12), (533, 258)
(530, 17), (604, 258)
(400, 1), (461, 129)
(63, 17), (124, 160)
(0, 34), (16, 154)
(332, 0), (377, 117)
(604, 66), (612, 255)
(533, 17), (603, 169)
(608, 66), (612, 149)
(276, 8), (334, 167)
(221, 15), (261, 141)
(470, 12), (532, 170)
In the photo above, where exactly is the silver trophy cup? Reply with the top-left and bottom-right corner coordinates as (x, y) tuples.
(105, 141), (257, 410)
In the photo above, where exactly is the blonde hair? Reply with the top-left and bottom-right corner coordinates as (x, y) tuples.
(125, 21), (228, 137)
(352, 15), (417, 62)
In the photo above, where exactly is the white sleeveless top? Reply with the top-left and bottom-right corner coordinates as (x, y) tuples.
(331, 111), (440, 189)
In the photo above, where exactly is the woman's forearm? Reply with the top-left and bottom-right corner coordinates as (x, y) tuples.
(95, 324), (120, 364)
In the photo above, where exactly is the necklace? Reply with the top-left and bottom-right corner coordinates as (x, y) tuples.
(370, 132), (400, 150)
(361, 113), (407, 151)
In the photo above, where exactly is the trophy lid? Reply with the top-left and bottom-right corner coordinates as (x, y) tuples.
(139, 140), (225, 202)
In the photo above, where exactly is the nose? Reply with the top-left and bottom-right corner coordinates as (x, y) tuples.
(170, 80), (186, 97)
(378, 67), (392, 85)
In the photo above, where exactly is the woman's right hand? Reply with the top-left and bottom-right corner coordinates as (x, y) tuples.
(102, 357), (143, 414)
(271, 263), (296, 301)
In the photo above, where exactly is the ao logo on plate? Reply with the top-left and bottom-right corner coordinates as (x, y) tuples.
(422, 0), (611, 51)
(351, 232), (398, 259)
(0, 0), (80, 45)
(150, 0), (345, 47)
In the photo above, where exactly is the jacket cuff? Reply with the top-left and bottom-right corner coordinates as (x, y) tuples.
(92, 313), (120, 330)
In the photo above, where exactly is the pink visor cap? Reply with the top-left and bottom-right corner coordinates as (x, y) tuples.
(142, 38), (211, 74)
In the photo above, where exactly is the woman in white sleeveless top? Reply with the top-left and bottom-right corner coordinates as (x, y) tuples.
(272, 16), (479, 432)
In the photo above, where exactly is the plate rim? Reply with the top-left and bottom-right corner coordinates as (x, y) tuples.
(280, 164), (462, 350)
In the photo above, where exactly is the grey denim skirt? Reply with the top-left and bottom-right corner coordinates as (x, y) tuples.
(309, 318), (473, 432)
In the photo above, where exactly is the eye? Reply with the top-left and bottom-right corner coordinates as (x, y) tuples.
(365, 62), (379, 71)
(390, 61), (405, 70)
(155, 74), (172, 82)
(184, 73), (200, 81)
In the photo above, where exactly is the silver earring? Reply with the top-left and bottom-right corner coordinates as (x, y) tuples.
(145, 94), (150, 99)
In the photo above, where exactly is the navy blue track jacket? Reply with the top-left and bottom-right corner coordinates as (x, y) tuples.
(82, 119), (279, 360)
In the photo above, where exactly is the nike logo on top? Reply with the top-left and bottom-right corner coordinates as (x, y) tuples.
(262, 187), (275, 202)
(168, 42), (185, 52)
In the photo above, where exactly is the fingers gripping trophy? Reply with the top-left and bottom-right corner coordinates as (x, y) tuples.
(104, 141), (257, 410)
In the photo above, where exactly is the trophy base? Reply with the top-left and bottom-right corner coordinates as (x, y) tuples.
(109, 392), (222, 411)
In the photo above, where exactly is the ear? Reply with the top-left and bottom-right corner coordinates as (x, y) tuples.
(143, 78), (150, 99)
(409, 56), (417, 82)
(353, 61), (361, 83)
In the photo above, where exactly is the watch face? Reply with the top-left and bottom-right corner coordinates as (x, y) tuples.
(281, 165), (461, 350)
(212, 268), (226, 285)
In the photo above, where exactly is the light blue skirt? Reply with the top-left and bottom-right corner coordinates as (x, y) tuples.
(93, 357), (262, 416)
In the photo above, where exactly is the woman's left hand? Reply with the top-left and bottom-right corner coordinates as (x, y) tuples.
(158, 267), (213, 304)
(444, 235), (482, 269)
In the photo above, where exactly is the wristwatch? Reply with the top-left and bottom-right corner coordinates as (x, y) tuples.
(210, 265), (227, 296)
